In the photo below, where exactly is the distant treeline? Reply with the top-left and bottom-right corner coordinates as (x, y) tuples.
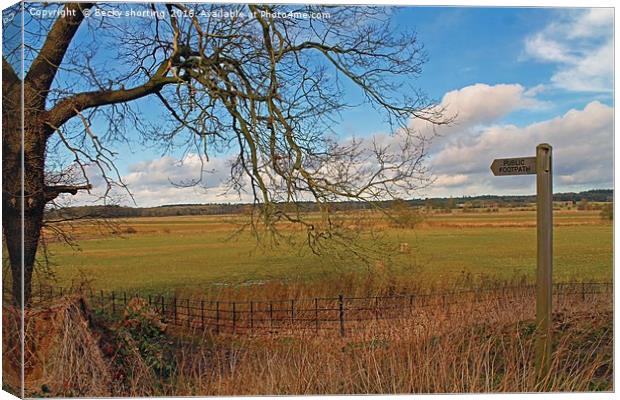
(45, 189), (612, 220)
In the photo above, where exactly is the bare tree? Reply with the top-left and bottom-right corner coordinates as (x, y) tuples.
(2, 2), (446, 306)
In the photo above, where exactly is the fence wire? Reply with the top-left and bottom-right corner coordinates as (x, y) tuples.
(2, 281), (612, 337)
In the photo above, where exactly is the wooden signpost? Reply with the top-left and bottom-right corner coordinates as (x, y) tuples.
(491, 143), (553, 381)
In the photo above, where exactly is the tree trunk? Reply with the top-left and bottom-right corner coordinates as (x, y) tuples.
(2, 84), (47, 307)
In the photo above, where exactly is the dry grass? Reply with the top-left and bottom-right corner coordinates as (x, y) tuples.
(3, 297), (112, 397)
(167, 293), (612, 395)
(3, 281), (612, 396)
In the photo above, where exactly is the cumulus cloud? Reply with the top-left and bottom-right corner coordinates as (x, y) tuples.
(412, 83), (545, 138)
(69, 153), (252, 207)
(434, 174), (469, 187)
(523, 9), (613, 92)
(68, 82), (612, 206)
(428, 101), (613, 195)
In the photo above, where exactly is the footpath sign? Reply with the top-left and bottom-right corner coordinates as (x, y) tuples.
(490, 143), (553, 381)
(490, 157), (536, 176)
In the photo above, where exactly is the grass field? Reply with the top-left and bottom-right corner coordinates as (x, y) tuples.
(29, 208), (612, 295)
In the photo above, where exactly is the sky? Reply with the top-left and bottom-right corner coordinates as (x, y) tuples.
(19, 5), (615, 207)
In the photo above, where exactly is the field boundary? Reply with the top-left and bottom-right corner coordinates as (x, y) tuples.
(3, 281), (612, 337)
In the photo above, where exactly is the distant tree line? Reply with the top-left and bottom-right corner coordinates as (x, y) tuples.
(44, 189), (612, 220)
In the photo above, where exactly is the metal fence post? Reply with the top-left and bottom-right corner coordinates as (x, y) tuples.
(291, 300), (295, 326)
(269, 302), (274, 329)
(250, 301), (254, 334)
(187, 298), (191, 328)
(339, 294), (345, 337)
(232, 302), (237, 334)
(314, 298), (319, 333)
(216, 301), (220, 334)
(173, 296), (177, 325)
(201, 300), (205, 329)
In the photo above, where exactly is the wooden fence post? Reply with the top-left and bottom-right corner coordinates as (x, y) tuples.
(111, 291), (115, 314)
(148, 295), (152, 307)
(339, 294), (345, 337)
(123, 291), (127, 306)
(161, 295), (165, 317)
(100, 290), (104, 308)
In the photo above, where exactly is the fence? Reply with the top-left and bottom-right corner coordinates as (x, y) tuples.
(2, 281), (612, 337)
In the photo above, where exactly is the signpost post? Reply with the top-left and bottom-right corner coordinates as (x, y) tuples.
(490, 143), (553, 382)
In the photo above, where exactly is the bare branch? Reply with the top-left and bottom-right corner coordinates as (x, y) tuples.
(44, 184), (92, 202)
(24, 3), (92, 97)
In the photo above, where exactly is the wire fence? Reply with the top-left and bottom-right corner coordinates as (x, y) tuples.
(2, 281), (612, 337)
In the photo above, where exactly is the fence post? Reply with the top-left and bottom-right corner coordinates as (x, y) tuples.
(216, 301), (220, 334)
(374, 297), (379, 321)
(187, 298), (191, 328)
(161, 295), (165, 317)
(60, 287), (63, 296)
(100, 290), (104, 308)
(148, 295), (152, 307)
(232, 302), (237, 334)
(250, 301), (254, 334)
(339, 294), (345, 337)
(173, 297), (178, 325)
(291, 300), (295, 326)
(111, 291), (115, 314)
(123, 291), (127, 305)
(269, 302), (274, 329)
(201, 300), (205, 329)
(315, 298), (319, 333)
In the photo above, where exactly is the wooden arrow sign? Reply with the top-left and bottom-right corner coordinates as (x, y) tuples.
(490, 156), (536, 176)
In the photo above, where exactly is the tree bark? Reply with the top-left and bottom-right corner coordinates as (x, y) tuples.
(3, 71), (48, 306)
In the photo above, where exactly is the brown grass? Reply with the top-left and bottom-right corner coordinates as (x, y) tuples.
(167, 293), (611, 395)
(3, 281), (612, 396)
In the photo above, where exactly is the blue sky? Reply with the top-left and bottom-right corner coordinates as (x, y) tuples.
(17, 4), (612, 206)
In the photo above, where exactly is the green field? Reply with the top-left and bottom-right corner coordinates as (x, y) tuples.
(30, 208), (612, 294)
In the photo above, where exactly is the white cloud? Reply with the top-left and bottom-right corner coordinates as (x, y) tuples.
(523, 9), (613, 92)
(435, 174), (469, 187)
(412, 83), (544, 138)
(68, 83), (612, 206)
(428, 101), (613, 195)
(69, 153), (252, 207)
